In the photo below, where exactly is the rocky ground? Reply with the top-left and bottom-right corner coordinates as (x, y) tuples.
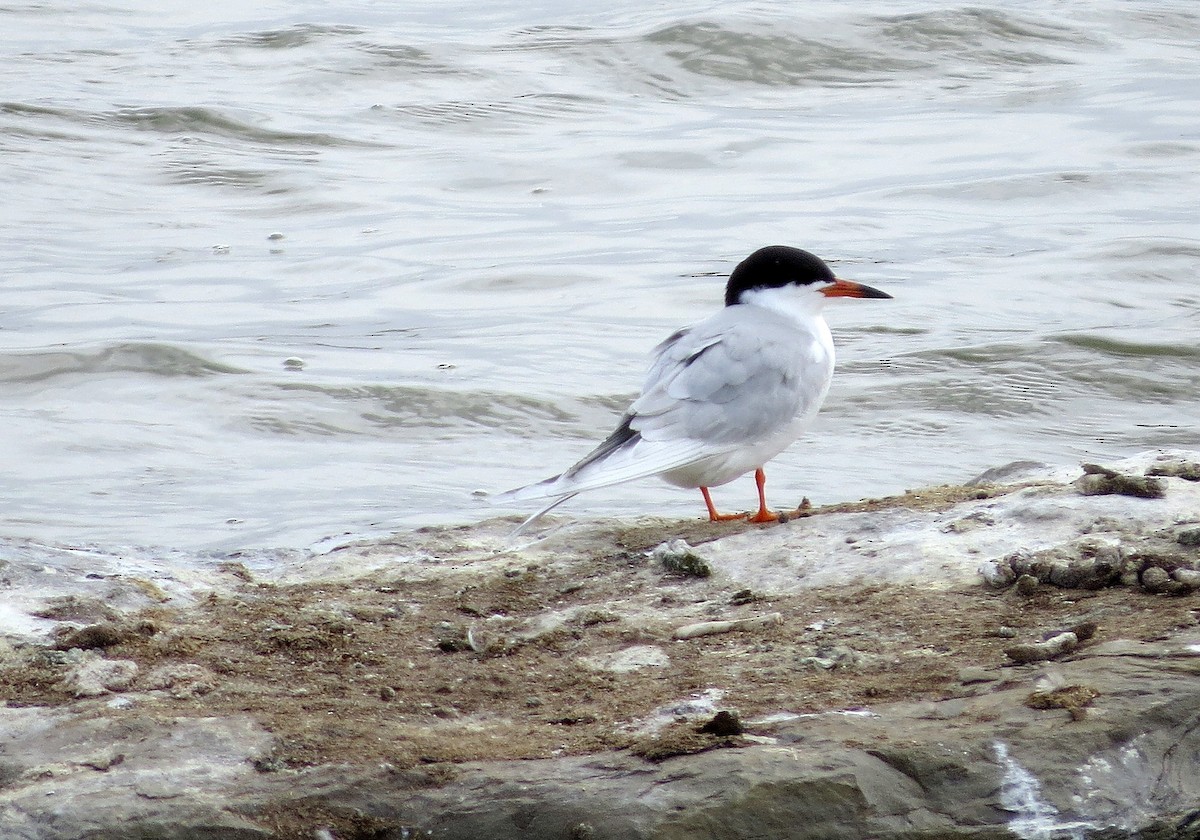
(2, 451), (1199, 840)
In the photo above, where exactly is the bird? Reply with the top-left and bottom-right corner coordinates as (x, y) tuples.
(495, 245), (892, 532)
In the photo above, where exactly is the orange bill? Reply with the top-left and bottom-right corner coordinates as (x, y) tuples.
(821, 278), (892, 299)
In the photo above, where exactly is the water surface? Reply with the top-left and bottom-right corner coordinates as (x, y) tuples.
(2, 0), (1198, 549)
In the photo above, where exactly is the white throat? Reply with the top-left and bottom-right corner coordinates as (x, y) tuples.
(736, 283), (829, 328)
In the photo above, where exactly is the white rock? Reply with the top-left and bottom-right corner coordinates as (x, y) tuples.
(581, 645), (670, 673)
(61, 655), (138, 697)
(978, 558), (1017, 588)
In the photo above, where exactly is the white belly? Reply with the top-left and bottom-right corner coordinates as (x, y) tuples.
(658, 410), (816, 489)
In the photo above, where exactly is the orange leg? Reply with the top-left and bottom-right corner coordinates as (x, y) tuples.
(747, 467), (781, 523)
(700, 486), (748, 522)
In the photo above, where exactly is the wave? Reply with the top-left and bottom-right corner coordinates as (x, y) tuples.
(0, 343), (247, 384)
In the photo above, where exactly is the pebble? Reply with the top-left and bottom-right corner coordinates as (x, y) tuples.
(1177, 528), (1200, 547)
(1172, 568), (1200, 589)
(1140, 566), (1173, 593)
(997, 540), (1129, 591)
(1015, 574), (1040, 597)
(1119, 570), (1142, 587)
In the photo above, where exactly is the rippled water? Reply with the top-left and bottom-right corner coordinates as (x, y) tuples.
(3, 1), (1198, 550)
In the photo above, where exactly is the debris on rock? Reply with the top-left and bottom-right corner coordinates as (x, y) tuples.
(672, 612), (782, 640)
(628, 720), (742, 762)
(1026, 684), (1099, 721)
(581, 645), (670, 674)
(52, 623), (133, 651)
(140, 663), (216, 698)
(978, 559), (1017, 589)
(696, 710), (743, 736)
(776, 497), (813, 522)
(1014, 574), (1041, 597)
(1066, 620), (1099, 642)
(31, 595), (123, 623)
(650, 539), (712, 578)
(1004, 631), (1079, 664)
(435, 622), (473, 653)
(958, 666), (999, 685)
(1075, 463), (1165, 498)
(51, 621), (154, 651)
(568, 824), (595, 840)
(798, 643), (863, 671)
(80, 751), (127, 772)
(60, 654), (139, 697)
(1146, 460), (1200, 482)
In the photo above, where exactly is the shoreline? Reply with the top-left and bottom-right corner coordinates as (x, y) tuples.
(2, 451), (1199, 839)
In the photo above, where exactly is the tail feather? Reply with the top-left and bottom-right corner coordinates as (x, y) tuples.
(493, 420), (719, 533)
(495, 435), (710, 502)
(510, 492), (579, 536)
(492, 472), (568, 504)
(492, 417), (640, 505)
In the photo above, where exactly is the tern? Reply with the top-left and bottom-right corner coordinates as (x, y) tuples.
(497, 245), (892, 531)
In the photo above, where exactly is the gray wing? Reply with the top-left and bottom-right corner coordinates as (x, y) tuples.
(496, 308), (831, 503)
(631, 307), (832, 445)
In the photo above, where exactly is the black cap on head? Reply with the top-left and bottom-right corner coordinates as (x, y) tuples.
(724, 245), (836, 307)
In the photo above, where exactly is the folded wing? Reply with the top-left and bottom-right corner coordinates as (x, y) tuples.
(496, 307), (831, 504)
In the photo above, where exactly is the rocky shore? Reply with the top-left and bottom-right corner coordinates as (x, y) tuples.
(2, 451), (1199, 840)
